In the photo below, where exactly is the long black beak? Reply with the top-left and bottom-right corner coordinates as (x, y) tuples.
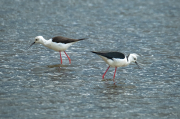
(135, 61), (141, 69)
(28, 42), (35, 49)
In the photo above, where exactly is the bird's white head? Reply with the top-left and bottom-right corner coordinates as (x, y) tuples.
(29, 36), (45, 49)
(128, 53), (139, 63)
(34, 36), (44, 44)
(128, 53), (140, 68)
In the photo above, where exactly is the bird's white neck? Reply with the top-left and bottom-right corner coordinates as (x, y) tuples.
(39, 38), (48, 46)
(127, 54), (134, 64)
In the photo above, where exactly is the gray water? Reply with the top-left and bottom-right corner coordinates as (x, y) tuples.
(0, 0), (180, 118)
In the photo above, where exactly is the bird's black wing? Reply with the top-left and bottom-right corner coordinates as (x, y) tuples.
(91, 51), (125, 59)
(52, 36), (86, 44)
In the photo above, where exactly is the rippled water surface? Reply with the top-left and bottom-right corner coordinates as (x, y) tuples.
(0, 0), (180, 118)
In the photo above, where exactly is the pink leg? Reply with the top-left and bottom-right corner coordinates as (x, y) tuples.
(64, 51), (71, 64)
(59, 51), (62, 64)
(113, 67), (117, 83)
(102, 66), (110, 79)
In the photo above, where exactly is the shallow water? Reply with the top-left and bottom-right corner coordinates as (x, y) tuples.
(0, 0), (180, 118)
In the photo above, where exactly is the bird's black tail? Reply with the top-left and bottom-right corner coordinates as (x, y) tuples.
(91, 51), (103, 55)
(77, 38), (88, 41)
(91, 51), (96, 54)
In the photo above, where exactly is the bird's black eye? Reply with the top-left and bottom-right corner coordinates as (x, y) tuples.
(35, 39), (38, 41)
(134, 58), (136, 60)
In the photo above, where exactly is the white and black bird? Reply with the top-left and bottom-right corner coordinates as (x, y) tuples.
(29, 36), (87, 64)
(91, 51), (140, 83)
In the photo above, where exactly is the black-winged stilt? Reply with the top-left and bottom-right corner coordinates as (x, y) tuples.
(29, 36), (87, 64)
(91, 51), (140, 83)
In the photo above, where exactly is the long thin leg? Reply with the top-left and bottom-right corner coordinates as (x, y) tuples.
(64, 51), (71, 64)
(59, 51), (62, 64)
(113, 67), (117, 83)
(102, 66), (110, 79)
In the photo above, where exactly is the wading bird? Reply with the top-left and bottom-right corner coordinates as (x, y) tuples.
(91, 51), (140, 83)
(29, 36), (87, 64)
